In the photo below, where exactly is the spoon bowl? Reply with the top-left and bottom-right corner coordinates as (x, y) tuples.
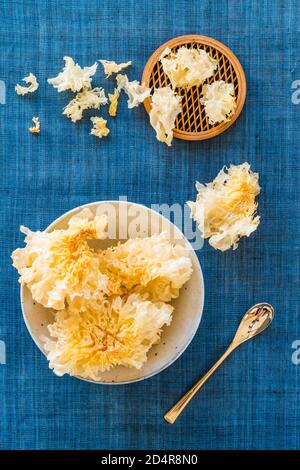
(232, 303), (274, 347)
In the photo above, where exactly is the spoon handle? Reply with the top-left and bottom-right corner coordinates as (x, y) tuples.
(164, 342), (237, 424)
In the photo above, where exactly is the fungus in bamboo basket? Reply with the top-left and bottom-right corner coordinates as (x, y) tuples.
(142, 35), (246, 141)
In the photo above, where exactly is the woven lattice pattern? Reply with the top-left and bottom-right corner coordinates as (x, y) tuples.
(149, 42), (239, 133)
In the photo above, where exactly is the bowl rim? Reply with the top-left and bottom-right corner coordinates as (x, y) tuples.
(20, 200), (205, 385)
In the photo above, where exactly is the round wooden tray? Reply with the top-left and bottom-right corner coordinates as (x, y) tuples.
(142, 35), (246, 141)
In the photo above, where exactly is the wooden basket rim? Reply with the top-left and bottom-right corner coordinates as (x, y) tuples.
(142, 35), (247, 141)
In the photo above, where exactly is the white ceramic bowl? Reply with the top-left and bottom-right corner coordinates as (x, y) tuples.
(21, 201), (204, 384)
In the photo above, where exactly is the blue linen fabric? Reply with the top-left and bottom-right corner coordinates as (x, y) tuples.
(0, 0), (300, 450)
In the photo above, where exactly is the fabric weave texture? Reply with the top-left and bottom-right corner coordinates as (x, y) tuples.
(0, 0), (299, 450)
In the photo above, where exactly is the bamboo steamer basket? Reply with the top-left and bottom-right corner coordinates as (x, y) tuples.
(142, 35), (246, 141)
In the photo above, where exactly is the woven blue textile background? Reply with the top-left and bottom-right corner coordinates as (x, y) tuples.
(0, 0), (299, 450)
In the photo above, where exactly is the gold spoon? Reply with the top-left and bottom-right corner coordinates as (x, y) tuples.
(164, 303), (274, 424)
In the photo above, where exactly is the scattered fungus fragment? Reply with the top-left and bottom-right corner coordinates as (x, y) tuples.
(188, 163), (260, 251)
(90, 117), (110, 139)
(15, 73), (39, 95)
(116, 74), (151, 108)
(149, 86), (181, 146)
(201, 80), (237, 125)
(48, 56), (98, 93)
(108, 88), (120, 117)
(63, 87), (107, 122)
(99, 60), (132, 78)
(28, 116), (40, 134)
(161, 46), (217, 88)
